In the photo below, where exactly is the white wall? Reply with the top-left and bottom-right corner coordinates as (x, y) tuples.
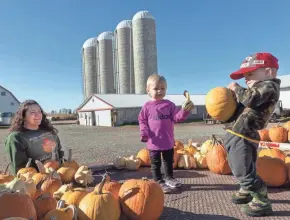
(280, 91), (290, 109)
(79, 95), (112, 111)
(0, 86), (19, 113)
(94, 110), (112, 126)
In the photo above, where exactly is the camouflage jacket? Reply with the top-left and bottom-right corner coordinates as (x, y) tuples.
(225, 78), (281, 140)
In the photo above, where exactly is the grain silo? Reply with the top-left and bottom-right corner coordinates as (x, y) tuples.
(115, 20), (135, 94)
(82, 37), (98, 99)
(132, 10), (158, 94)
(97, 32), (115, 94)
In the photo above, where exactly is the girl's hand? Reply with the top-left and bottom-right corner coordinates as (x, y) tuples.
(182, 90), (195, 111)
(141, 136), (148, 142)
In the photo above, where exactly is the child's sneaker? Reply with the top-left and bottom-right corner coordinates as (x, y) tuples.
(165, 177), (182, 188)
(158, 180), (173, 194)
(232, 188), (253, 204)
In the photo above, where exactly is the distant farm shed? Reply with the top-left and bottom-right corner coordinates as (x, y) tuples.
(0, 85), (20, 113)
(77, 94), (206, 127)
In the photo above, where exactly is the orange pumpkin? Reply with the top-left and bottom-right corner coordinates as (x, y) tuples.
(94, 173), (122, 200)
(32, 160), (50, 185)
(256, 156), (288, 187)
(205, 87), (237, 122)
(173, 147), (181, 169)
(206, 135), (231, 175)
(0, 162), (14, 184)
(41, 176), (63, 197)
(0, 190), (37, 219)
(119, 177), (164, 220)
(258, 129), (271, 142)
(33, 193), (57, 219)
(269, 124), (288, 143)
(258, 147), (286, 161)
(174, 140), (184, 150)
(62, 149), (79, 170)
(283, 121), (290, 131)
(16, 158), (38, 178)
(78, 173), (121, 220)
(43, 200), (77, 220)
(60, 187), (88, 207)
(57, 166), (76, 184)
(136, 148), (151, 166)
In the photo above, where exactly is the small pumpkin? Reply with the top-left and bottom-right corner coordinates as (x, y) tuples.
(57, 164), (76, 184)
(0, 190), (37, 220)
(258, 129), (271, 142)
(269, 123), (288, 143)
(177, 150), (197, 169)
(33, 193), (57, 219)
(43, 200), (77, 220)
(16, 158), (37, 179)
(184, 139), (198, 156)
(53, 183), (74, 200)
(258, 147), (286, 161)
(206, 135), (231, 175)
(60, 187), (88, 207)
(205, 87), (237, 122)
(5, 177), (36, 198)
(113, 156), (126, 169)
(41, 174), (63, 197)
(94, 172), (122, 200)
(200, 139), (213, 155)
(0, 162), (14, 184)
(32, 160), (50, 185)
(74, 165), (94, 186)
(173, 147), (181, 169)
(44, 146), (60, 170)
(136, 148), (151, 166)
(62, 149), (79, 170)
(256, 156), (288, 187)
(174, 140), (184, 150)
(283, 121), (290, 131)
(194, 151), (208, 169)
(78, 172), (121, 220)
(119, 177), (164, 220)
(125, 155), (141, 170)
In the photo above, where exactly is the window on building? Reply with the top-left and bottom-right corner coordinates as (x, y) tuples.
(1, 91), (6, 96)
(11, 102), (14, 106)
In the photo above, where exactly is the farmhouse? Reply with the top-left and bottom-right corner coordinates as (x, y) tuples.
(77, 94), (206, 127)
(0, 85), (20, 113)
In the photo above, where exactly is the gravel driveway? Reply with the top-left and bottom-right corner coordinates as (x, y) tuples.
(0, 122), (226, 171)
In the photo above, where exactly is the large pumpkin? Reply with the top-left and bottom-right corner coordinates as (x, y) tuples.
(16, 158), (37, 178)
(78, 173), (121, 220)
(94, 174), (121, 200)
(119, 177), (164, 220)
(256, 156), (288, 187)
(0, 190), (37, 219)
(205, 87), (237, 122)
(206, 135), (231, 175)
(136, 148), (151, 166)
(269, 124), (288, 143)
(62, 149), (79, 171)
(41, 176), (63, 197)
(43, 200), (76, 220)
(61, 187), (88, 207)
(33, 193), (57, 220)
(258, 147), (286, 161)
(258, 129), (271, 142)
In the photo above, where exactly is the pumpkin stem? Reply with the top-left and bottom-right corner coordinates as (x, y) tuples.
(51, 146), (59, 161)
(64, 204), (77, 220)
(188, 139), (193, 146)
(25, 158), (32, 168)
(67, 149), (72, 162)
(56, 200), (66, 209)
(35, 160), (45, 174)
(3, 161), (12, 175)
(96, 172), (109, 194)
(142, 177), (148, 181)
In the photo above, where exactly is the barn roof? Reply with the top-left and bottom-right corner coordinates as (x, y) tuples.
(78, 94), (206, 110)
(0, 85), (20, 104)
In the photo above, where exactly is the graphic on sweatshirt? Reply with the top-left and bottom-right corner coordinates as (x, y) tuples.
(42, 138), (56, 153)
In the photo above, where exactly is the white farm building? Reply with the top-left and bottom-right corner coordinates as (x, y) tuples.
(0, 85), (20, 113)
(279, 75), (290, 109)
(77, 94), (206, 127)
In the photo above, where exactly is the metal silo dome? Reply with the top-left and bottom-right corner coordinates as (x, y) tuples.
(83, 37), (97, 48)
(132, 10), (158, 94)
(97, 32), (115, 94)
(115, 20), (135, 94)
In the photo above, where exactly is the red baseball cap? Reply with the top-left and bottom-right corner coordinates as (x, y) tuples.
(230, 52), (279, 80)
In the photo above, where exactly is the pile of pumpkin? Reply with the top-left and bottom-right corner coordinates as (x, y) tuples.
(258, 121), (290, 143)
(0, 148), (165, 220)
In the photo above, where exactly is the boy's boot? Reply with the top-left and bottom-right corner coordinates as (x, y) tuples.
(231, 188), (253, 204)
(241, 185), (273, 217)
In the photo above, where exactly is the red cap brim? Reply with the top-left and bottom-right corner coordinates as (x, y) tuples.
(230, 66), (259, 80)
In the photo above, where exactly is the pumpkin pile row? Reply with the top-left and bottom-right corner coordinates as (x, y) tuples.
(258, 121), (290, 143)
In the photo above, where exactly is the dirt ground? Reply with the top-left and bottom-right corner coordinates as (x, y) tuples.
(1, 122), (289, 219)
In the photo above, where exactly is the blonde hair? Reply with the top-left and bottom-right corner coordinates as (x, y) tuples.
(146, 73), (167, 90)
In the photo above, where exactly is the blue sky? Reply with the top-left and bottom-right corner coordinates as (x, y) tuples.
(1, 0), (290, 112)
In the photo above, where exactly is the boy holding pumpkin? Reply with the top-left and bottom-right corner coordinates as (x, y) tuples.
(138, 73), (194, 193)
(226, 52), (281, 217)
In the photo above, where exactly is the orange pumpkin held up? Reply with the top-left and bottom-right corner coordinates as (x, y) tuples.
(206, 135), (231, 175)
(205, 87), (237, 122)
(269, 123), (288, 143)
